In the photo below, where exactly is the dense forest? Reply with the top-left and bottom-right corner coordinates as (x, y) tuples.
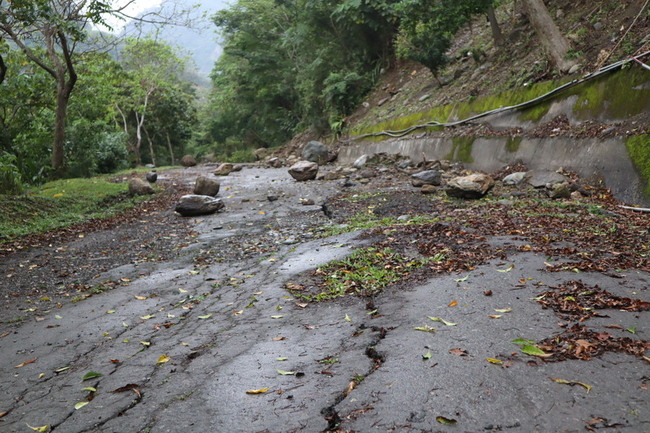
(0, 0), (617, 193)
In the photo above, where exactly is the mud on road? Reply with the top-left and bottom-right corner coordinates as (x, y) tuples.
(1, 164), (648, 433)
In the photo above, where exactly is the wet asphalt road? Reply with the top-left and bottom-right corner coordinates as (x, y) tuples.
(1, 165), (648, 433)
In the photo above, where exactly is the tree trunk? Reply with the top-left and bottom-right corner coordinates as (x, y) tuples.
(144, 127), (157, 167)
(165, 131), (175, 166)
(0, 54), (6, 85)
(486, 6), (504, 47)
(521, 0), (575, 72)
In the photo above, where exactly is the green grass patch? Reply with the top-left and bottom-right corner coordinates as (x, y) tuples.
(0, 177), (151, 242)
(292, 247), (434, 302)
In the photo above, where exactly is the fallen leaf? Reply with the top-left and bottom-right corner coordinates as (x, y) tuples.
(295, 302), (308, 308)
(497, 265), (514, 272)
(436, 416), (457, 425)
(449, 348), (468, 356)
(82, 371), (102, 381)
(197, 314), (212, 319)
(511, 338), (536, 345)
(277, 369), (296, 375)
(140, 341), (151, 346)
(111, 384), (141, 398)
(233, 310), (243, 315)
(276, 357), (288, 361)
(520, 345), (551, 357)
(135, 296), (148, 300)
(82, 387), (96, 392)
(494, 308), (512, 313)
(428, 316), (457, 326)
(38, 373), (45, 379)
(486, 358), (503, 364)
(604, 324), (623, 329)
(26, 424), (50, 432)
(422, 350), (432, 360)
(414, 326), (436, 333)
(246, 388), (269, 394)
(0, 410), (8, 418)
(106, 310), (116, 314)
(54, 315), (62, 319)
(15, 358), (37, 368)
(109, 359), (121, 364)
(550, 377), (592, 392)
(448, 300), (458, 307)
(272, 337), (286, 341)
(157, 355), (171, 364)
(454, 275), (469, 282)
(74, 402), (89, 410)
(345, 314), (351, 322)
(488, 314), (502, 319)
(0, 331), (10, 338)
(54, 366), (70, 373)
(139, 315), (154, 320)
(271, 315), (284, 319)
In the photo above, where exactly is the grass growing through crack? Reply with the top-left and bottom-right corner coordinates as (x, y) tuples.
(292, 247), (436, 302)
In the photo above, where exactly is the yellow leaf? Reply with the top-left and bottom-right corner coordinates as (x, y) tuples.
(27, 425), (50, 432)
(246, 388), (269, 395)
(38, 373), (45, 379)
(550, 377), (592, 392)
(53, 193), (64, 198)
(140, 315), (154, 320)
(271, 315), (284, 319)
(106, 310), (116, 314)
(486, 358), (503, 364)
(157, 355), (171, 364)
(494, 308), (512, 313)
(234, 310), (243, 315)
(74, 401), (89, 410)
(448, 300), (458, 307)
(135, 296), (147, 300)
(140, 341), (151, 346)
(178, 288), (188, 293)
(345, 314), (351, 322)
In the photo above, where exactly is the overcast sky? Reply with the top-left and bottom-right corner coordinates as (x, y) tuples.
(100, 0), (163, 32)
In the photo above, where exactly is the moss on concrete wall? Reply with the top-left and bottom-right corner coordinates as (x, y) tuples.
(626, 134), (650, 196)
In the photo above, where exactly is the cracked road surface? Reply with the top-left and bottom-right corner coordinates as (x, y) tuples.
(1, 165), (648, 433)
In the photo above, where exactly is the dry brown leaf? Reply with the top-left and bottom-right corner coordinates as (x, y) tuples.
(448, 300), (458, 307)
(15, 358), (37, 368)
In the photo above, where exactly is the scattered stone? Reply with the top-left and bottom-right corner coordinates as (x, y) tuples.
(353, 154), (369, 169)
(267, 158), (283, 168)
(358, 178), (371, 184)
(397, 215), (410, 221)
(288, 160), (319, 181)
(175, 195), (224, 217)
(267, 195), (279, 202)
(214, 163), (234, 176)
(300, 198), (315, 205)
(570, 191), (583, 200)
(420, 184), (437, 194)
(568, 64), (581, 75)
(411, 170), (442, 187)
(341, 167), (358, 175)
(180, 155), (196, 167)
(145, 170), (157, 183)
(503, 172), (526, 185)
(526, 170), (568, 188)
(254, 148), (270, 160)
(593, 22), (603, 31)
(497, 199), (515, 206)
(232, 164), (243, 172)
(128, 178), (155, 196)
(323, 172), (341, 181)
(377, 97), (389, 106)
(445, 173), (495, 199)
(358, 170), (376, 179)
(301, 141), (329, 164)
(194, 176), (220, 196)
(549, 183), (571, 199)
(396, 159), (412, 169)
(418, 94), (430, 102)
(283, 238), (298, 245)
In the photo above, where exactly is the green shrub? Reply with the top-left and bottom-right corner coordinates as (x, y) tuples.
(0, 152), (23, 194)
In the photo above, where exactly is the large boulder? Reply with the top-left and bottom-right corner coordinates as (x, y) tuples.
(254, 148), (270, 160)
(194, 176), (220, 196)
(214, 163), (234, 176)
(128, 178), (155, 196)
(180, 155), (197, 167)
(301, 141), (329, 164)
(145, 170), (157, 183)
(446, 173), (495, 199)
(288, 160), (319, 181)
(175, 195), (224, 217)
(526, 170), (567, 188)
(411, 170), (442, 187)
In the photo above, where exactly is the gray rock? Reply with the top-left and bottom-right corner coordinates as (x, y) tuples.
(267, 195), (279, 202)
(214, 163), (234, 176)
(396, 159), (412, 169)
(549, 183), (571, 199)
(323, 172), (341, 181)
(353, 154), (369, 169)
(503, 172), (526, 185)
(358, 170), (376, 179)
(128, 178), (155, 196)
(145, 170), (157, 183)
(254, 148), (270, 160)
(175, 195), (224, 217)
(446, 174), (495, 199)
(300, 198), (315, 205)
(232, 164), (243, 172)
(420, 184), (437, 194)
(267, 158), (283, 168)
(526, 170), (568, 188)
(180, 155), (196, 167)
(301, 141), (329, 164)
(411, 170), (442, 187)
(568, 64), (581, 75)
(288, 161), (319, 181)
(194, 176), (220, 197)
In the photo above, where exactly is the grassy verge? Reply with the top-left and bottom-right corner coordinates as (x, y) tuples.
(0, 177), (153, 242)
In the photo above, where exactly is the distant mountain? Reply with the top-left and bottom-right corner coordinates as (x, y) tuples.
(122, 0), (229, 80)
